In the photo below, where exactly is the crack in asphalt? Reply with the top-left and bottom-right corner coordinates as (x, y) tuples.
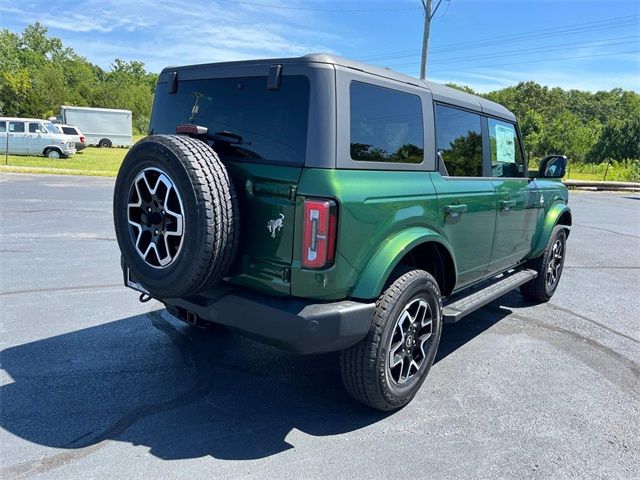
(547, 302), (640, 345)
(0, 209), (110, 215)
(573, 223), (640, 239)
(0, 234), (116, 241)
(0, 284), (123, 297)
(0, 311), (216, 480)
(487, 306), (640, 396)
(564, 266), (640, 270)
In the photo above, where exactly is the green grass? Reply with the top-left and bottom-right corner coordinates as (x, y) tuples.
(0, 135), (144, 176)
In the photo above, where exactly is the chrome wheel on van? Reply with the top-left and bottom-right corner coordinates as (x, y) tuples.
(46, 149), (61, 159)
(127, 167), (185, 269)
(387, 297), (434, 385)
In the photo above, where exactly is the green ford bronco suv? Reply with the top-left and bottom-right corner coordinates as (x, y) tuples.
(113, 54), (571, 411)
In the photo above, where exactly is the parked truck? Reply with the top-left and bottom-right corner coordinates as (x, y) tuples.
(58, 106), (133, 148)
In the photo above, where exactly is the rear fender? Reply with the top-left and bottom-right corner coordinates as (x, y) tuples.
(350, 226), (456, 300)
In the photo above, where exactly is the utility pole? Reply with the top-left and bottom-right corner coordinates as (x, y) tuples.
(420, 0), (446, 79)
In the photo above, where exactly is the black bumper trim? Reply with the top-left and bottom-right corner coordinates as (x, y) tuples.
(163, 286), (375, 355)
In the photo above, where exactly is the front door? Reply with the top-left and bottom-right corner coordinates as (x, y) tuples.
(486, 118), (539, 275)
(27, 122), (49, 155)
(433, 104), (496, 289)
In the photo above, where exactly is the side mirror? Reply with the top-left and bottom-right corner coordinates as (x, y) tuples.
(538, 155), (567, 178)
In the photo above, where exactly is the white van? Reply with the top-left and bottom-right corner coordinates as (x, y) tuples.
(0, 117), (76, 158)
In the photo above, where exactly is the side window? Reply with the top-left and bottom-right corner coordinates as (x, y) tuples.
(435, 104), (483, 177)
(62, 127), (77, 135)
(0, 121), (6, 133)
(29, 123), (47, 134)
(350, 82), (424, 164)
(9, 122), (25, 133)
(488, 118), (524, 177)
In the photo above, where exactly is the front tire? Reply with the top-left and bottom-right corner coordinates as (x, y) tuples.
(99, 138), (112, 148)
(520, 225), (567, 302)
(340, 269), (443, 411)
(45, 148), (61, 159)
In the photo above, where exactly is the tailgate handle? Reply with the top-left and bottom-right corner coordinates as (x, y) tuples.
(500, 199), (517, 210)
(444, 204), (467, 215)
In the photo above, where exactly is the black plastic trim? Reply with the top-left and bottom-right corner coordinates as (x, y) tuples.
(161, 286), (375, 355)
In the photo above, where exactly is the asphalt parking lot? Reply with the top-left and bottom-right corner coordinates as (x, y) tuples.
(1, 173), (638, 480)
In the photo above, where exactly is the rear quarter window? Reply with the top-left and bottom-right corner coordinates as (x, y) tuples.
(150, 76), (310, 165)
(62, 127), (77, 135)
(350, 82), (424, 164)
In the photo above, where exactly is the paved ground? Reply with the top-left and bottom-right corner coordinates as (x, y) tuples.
(0, 173), (638, 480)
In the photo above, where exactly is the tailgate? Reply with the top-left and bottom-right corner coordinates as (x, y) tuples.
(225, 161), (302, 295)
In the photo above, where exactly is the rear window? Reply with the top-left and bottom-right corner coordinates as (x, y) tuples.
(151, 76), (310, 165)
(350, 82), (424, 164)
(62, 127), (77, 135)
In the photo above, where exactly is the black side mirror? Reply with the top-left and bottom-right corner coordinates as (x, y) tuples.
(538, 155), (567, 178)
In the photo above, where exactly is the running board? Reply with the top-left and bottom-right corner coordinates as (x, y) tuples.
(443, 269), (537, 323)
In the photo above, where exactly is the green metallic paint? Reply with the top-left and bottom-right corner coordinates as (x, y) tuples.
(350, 226), (456, 300)
(529, 178), (570, 258)
(225, 161), (302, 296)
(222, 162), (570, 302)
(486, 178), (540, 275)
(430, 174), (497, 287)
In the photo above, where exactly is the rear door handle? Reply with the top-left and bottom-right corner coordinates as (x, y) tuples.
(444, 204), (468, 215)
(500, 199), (517, 210)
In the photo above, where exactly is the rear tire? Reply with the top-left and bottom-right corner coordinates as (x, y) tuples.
(340, 269), (442, 411)
(520, 225), (567, 302)
(99, 138), (112, 148)
(113, 135), (240, 298)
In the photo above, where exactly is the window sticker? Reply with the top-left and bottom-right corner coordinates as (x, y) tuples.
(495, 124), (515, 163)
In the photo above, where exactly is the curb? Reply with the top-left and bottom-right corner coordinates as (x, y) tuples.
(563, 180), (640, 192)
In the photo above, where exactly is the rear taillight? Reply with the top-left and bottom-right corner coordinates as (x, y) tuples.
(302, 198), (337, 270)
(80, 136), (85, 143)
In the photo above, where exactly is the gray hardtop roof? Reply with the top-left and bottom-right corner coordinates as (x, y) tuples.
(162, 53), (515, 121)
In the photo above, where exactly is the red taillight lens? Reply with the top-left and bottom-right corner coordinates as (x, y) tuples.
(80, 136), (85, 143)
(302, 198), (337, 270)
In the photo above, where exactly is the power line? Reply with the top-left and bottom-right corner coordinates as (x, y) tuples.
(385, 36), (640, 68)
(408, 49), (639, 75)
(362, 14), (640, 61)
(220, 0), (422, 12)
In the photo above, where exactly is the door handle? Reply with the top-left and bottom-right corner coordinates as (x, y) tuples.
(500, 199), (517, 210)
(444, 204), (468, 215)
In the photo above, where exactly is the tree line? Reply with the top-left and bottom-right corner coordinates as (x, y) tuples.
(1, 23), (638, 163)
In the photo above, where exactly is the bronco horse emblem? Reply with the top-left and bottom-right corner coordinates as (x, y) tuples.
(267, 213), (285, 238)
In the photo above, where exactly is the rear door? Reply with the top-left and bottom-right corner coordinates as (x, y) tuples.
(485, 118), (539, 274)
(7, 121), (27, 154)
(433, 104), (496, 288)
(0, 121), (6, 153)
(150, 70), (310, 295)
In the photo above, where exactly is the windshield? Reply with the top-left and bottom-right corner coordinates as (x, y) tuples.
(151, 76), (310, 165)
(44, 122), (61, 134)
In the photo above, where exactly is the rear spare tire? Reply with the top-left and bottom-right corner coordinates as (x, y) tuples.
(113, 134), (239, 298)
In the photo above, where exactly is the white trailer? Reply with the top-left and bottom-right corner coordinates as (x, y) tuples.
(59, 106), (133, 148)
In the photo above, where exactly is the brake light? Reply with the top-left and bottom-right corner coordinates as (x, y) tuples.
(302, 198), (337, 269)
(80, 136), (85, 143)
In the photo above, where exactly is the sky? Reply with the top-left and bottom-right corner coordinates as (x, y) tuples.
(1, 0), (639, 92)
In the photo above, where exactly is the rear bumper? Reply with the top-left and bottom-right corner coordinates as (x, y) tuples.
(162, 286), (375, 355)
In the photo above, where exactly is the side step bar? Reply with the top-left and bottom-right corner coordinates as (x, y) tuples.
(443, 269), (537, 323)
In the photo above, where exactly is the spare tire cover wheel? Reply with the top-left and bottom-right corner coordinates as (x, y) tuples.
(113, 134), (239, 298)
